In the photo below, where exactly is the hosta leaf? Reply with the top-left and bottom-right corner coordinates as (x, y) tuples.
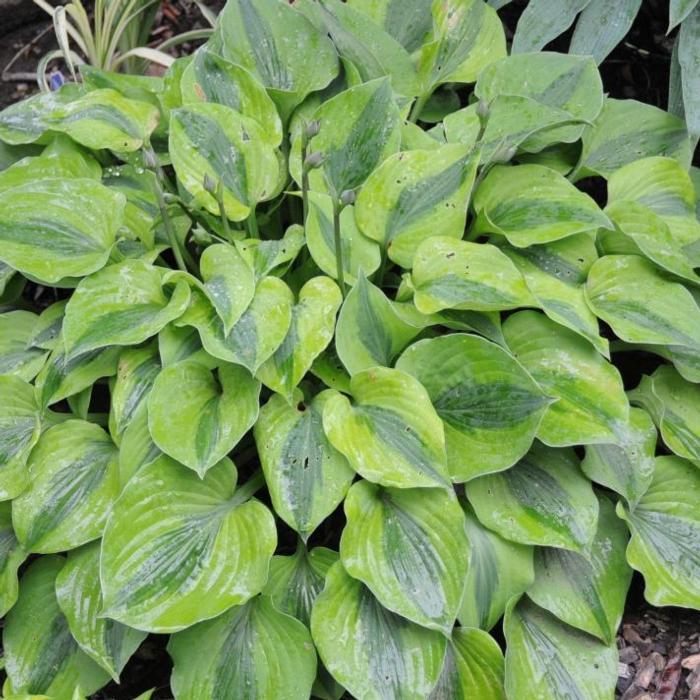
(169, 103), (280, 221)
(354, 145), (478, 268)
(169, 595), (317, 700)
(417, 0), (506, 91)
(179, 278), (293, 372)
(12, 420), (119, 553)
(512, 0), (589, 54)
(310, 562), (447, 700)
(617, 455), (700, 608)
(585, 255), (700, 348)
(429, 628), (505, 700)
(335, 274), (422, 375)
(0, 376), (41, 500)
(473, 164), (611, 247)
(346, 0), (432, 52)
(629, 366), (700, 462)
(410, 236), (534, 315)
(0, 178), (125, 284)
(219, 0), (338, 118)
(0, 311), (47, 382)
(0, 147), (100, 191)
(679, 4), (700, 139)
(458, 503), (534, 631)
(257, 277), (342, 399)
(0, 502), (26, 615)
(503, 311), (629, 446)
(504, 597), (618, 700)
(475, 53), (603, 152)
(4, 556), (110, 698)
(396, 334), (550, 481)
(101, 455), (276, 632)
(55, 543), (146, 681)
(28, 300), (67, 352)
(582, 407), (657, 506)
(255, 391), (354, 539)
(303, 78), (402, 197)
(503, 234), (608, 356)
(236, 225), (306, 280)
(323, 366), (450, 488)
(108, 345), (160, 443)
(340, 479), (469, 634)
(148, 360), (260, 477)
(670, 0), (700, 29)
(63, 261), (190, 359)
(467, 442), (599, 551)
(576, 98), (692, 179)
(528, 496), (632, 643)
(180, 45), (283, 146)
(117, 405), (160, 486)
(305, 193), (381, 284)
(158, 324), (208, 367)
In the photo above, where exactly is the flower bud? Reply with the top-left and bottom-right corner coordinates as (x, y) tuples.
(303, 151), (325, 170)
(305, 119), (321, 138)
(203, 173), (217, 194)
(492, 145), (517, 164)
(340, 189), (356, 207)
(142, 148), (159, 170)
(476, 99), (490, 120)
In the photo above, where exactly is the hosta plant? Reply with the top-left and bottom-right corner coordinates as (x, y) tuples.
(0, 0), (699, 698)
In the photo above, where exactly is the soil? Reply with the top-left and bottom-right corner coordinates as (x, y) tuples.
(0, 1), (699, 698)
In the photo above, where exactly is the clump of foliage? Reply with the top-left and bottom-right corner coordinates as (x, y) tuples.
(0, 0), (698, 698)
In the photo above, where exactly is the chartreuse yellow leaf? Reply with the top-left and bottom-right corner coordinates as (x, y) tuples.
(12, 421), (119, 554)
(586, 255), (700, 349)
(410, 236), (534, 315)
(504, 311), (629, 447)
(147, 360), (260, 477)
(458, 503), (534, 631)
(0, 502), (26, 616)
(397, 334), (550, 481)
(55, 542), (146, 681)
(100, 456), (276, 632)
(347, 0), (432, 52)
(472, 164), (611, 248)
(168, 595), (317, 700)
(0, 179), (125, 284)
(0, 312), (47, 382)
(467, 442), (599, 552)
(236, 225), (306, 280)
(0, 376), (41, 500)
(629, 366), (700, 462)
(504, 597), (618, 700)
(117, 405), (160, 487)
(340, 480), (469, 634)
(429, 628), (505, 700)
(322, 366), (450, 488)
(62, 260), (190, 359)
(528, 496), (632, 644)
(618, 455), (700, 608)
(255, 391), (354, 540)
(354, 145), (478, 268)
(4, 556), (111, 698)
(311, 562), (447, 700)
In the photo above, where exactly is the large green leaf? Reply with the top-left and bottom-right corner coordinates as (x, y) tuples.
(527, 496), (632, 643)
(429, 628), (505, 700)
(0, 179), (125, 284)
(346, 0), (432, 52)
(617, 455), (700, 609)
(585, 254), (700, 348)
(396, 334), (550, 480)
(257, 276), (342, 400)
(12, 420), (119, 553)
(504, 597), (618, 700)
(410, 236), (534, 315)
(255, 389), (354, 539)
(0, 311), (47, 382)
(235, 225), (306, 280)
(310, 562), (447, 700)
(100, 455), (276, 632)
(503, 311), (629, 446)
(354, 145), (478, 268)
(219, 0), (338, 119)
(117, 405), (160, 486)
(4, 556), (110, 698)
(148, 360), (260, 477)
(169, 595), (317, 700)
(582, 407), (657, 506)
(467, 442), (599, 551)
(323, 366), (450, 488)
(55, 543), (146, 681)
(0, 376), (41, 500)
(679, 3), (700, 140)
(472, 164), (611, 247)
(169, 103), (280, 221)
(0, 146), (100, 191)
(0, 502), (26, 616)
(335, 273), (423, 375)
(341, 480), (468, 634)
(458, 503), (534, 631)
(62, 261), (190, 359)
(512, 0), (589, 54)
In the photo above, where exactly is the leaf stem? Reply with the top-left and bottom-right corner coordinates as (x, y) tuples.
(408, 91), (431, 124)
(332, 198), (346, 295)
(231, 468), (266, 507)
(215, 181), (232, 240)
(153, 177), (188, 273)
(246, 205), (259, 239)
